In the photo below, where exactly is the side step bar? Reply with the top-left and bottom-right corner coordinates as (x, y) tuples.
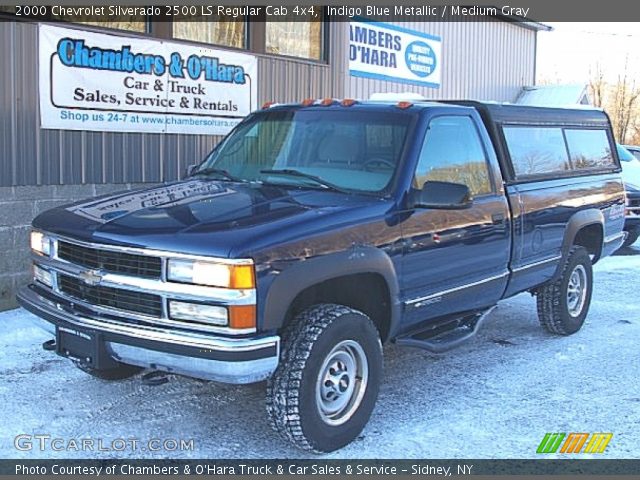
(395, 306), (496, 353)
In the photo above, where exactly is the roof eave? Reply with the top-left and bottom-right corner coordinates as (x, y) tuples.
(494, 14), (553, 32)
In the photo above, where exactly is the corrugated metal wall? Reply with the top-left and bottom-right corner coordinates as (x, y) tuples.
(0, 19), (533, 188)
(348, 20), (536, 102)
(0, 20), (347, 187)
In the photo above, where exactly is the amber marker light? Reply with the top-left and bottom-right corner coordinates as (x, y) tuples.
(229, 305), (257, 329)
(396, 101), (414, 109)
(229, 264), (255, 289)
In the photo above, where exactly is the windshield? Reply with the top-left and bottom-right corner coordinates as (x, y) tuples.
(196, 108), (412, 193)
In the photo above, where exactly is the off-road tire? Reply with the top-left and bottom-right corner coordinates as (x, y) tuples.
(266, 304), (383, 453)
(536, 246), (593, 335)
(74, 361), (143, 380)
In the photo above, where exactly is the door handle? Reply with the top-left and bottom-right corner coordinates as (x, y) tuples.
(491, 213), (505, 224)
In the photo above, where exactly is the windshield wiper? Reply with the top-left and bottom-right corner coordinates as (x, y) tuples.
(260, 169), (347, 193)
(190, 167), (247, 183)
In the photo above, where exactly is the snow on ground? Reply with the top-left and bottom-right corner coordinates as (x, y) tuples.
(1, 245), (639, 459)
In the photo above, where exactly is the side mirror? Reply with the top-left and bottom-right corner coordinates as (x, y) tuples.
(185, 164), (198, 177)
(411, 181), (473, 209)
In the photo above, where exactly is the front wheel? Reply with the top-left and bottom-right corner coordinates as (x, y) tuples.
(536, 246), (593, 335)
(266, 304), (383, 453)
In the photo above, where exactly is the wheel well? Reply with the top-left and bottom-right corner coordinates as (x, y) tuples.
(573, 223), (604, 262)
(284, 273), (392, 341)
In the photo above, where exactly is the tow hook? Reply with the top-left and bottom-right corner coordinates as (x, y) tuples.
(42, 339), (56, 351)
(141, 371), (170, 386)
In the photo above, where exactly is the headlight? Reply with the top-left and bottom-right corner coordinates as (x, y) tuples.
(30, 231), (53, 256)
(167, 259), (254, 288)
(169, 301), (228, 326)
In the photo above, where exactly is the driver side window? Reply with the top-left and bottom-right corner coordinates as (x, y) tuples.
(414, 116), (492, 196)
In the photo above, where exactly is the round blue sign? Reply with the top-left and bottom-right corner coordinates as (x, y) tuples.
(404, 41), (437, 78)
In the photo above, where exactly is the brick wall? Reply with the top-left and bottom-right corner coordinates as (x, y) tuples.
(0, 183), (153, 311)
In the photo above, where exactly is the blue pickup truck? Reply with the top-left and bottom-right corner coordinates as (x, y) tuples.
(18, 99), (625, 452)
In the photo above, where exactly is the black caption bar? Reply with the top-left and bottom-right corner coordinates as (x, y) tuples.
(0, 1), (639, 22)
(2, 459), (640, 476)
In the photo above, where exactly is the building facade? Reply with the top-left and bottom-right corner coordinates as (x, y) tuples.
(0, 12), (543, 310)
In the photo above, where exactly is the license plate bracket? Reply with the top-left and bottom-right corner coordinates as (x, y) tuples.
(56, 326), (118, 369)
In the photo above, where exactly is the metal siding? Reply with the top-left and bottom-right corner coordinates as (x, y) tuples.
(0, 19), (533, 187)
(256, 19), (347, 104)
(0, 22), (16, 188)
(13, 22), (40, 186)
(347, 20), (536, 103)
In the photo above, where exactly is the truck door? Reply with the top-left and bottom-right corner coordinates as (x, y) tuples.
(400, 114), (511, 327)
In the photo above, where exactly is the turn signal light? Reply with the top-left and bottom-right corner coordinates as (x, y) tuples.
(229, 264), (255, 289)
(229, 305), (257, 329)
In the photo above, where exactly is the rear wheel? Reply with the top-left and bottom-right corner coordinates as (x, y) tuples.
(74, 361), (142, 381)
(536, 246), (593, 335)
(266, 304), (382, 453)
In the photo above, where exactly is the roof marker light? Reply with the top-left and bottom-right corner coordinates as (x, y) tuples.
(320, 98), (334, 106)
(261, 101), (274, 109)
(301, 98), (315, 106)
(396, 101), (414, 109)
(341, 98), (357, 107)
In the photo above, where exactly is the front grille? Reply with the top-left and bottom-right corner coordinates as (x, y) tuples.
(58, 274), (163, 318)
(58, 241), (162, 279)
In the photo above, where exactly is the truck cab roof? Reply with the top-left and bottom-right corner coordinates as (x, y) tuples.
(263, 98), (611, 132)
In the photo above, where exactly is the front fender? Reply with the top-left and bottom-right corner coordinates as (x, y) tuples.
(261, 247), (401, 340)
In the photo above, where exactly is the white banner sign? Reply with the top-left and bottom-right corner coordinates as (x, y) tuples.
(39, 24), (258, 135)
(349, 19), (442, 88)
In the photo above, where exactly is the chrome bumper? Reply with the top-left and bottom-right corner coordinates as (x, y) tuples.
(18, 285), (280, 384)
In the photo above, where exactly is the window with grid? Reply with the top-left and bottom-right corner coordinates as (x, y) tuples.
(265, 10), (324, 60)
(173, 15), (246, 48)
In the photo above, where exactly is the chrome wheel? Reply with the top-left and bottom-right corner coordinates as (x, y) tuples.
(567, 264), (587, 317)
(316, 340), (369, 426)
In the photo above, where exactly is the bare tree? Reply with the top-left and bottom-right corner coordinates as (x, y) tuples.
(588, 58), (640, 144)
(612, 58), (640, 142)
(588, 63), (606, 108)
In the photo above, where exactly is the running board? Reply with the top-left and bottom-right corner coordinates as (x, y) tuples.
(395, 306), (496, 353)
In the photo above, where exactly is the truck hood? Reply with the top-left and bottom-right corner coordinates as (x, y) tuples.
(33, 179), (386, 258)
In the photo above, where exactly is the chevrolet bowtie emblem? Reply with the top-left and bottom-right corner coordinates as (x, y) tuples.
(78, 269), (104, 286)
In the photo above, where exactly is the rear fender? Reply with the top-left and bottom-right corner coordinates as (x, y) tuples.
(552, 209), (604, 279)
